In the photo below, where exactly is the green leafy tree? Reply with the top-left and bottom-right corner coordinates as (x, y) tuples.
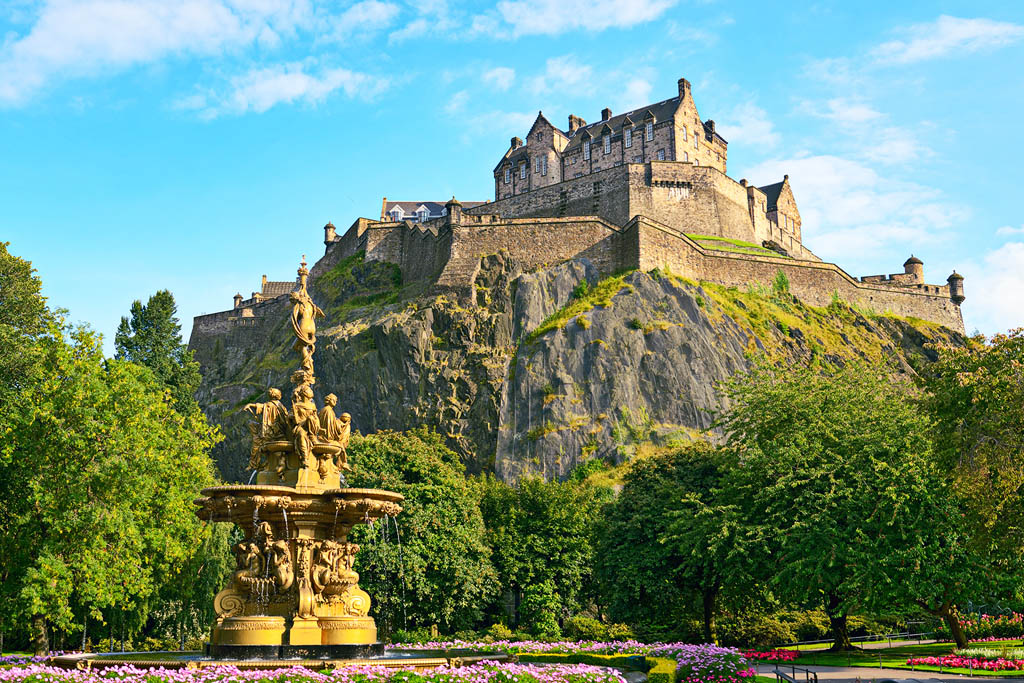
(346, 428), (498, 633)
(719, 361), (955, 650)
(115, 290), (201, 413)
(0, 322), (223, 654)
(659, 443), (745, 644)
(479, 475), (599, 629)
(596, 444), (729, 639)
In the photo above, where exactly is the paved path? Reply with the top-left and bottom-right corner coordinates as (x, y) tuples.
(753, 663), (1024, 683)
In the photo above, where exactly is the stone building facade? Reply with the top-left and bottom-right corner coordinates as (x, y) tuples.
(197, 77), (966, 335)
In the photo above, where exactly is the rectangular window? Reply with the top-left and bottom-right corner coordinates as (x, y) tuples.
(535, 158), (540, 173)
(683, 152), (688, 162)
(542, 158), (548, 176)
(583, 139), (590, 160)
(520, 163), (526, 179)
(656, 149), (665, 161)
(603, 135), (611, 154)
(646, 121), (653, 140)
(633, 155), (642, 163)
(694, 135), (699, 150)
(504, 168), (511, 183)
(574, 172), (583, 178)
(624, 128), (632, 148)
(680, 126), (687, 142)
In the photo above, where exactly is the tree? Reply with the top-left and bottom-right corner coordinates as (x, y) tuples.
(115, 290), (201, 413)
(596, 443), (728, 639)
(659, 443), (745, 644)
(0, 323), (222, 654)
(478, 475), (600, 630)
(719, 360), (944, 650)
(346, 428), (498, 633)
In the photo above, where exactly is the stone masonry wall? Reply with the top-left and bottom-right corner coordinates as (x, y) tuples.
(630, 218), (964, 332)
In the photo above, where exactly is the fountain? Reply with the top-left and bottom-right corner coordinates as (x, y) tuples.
(54, 257), (507, 671)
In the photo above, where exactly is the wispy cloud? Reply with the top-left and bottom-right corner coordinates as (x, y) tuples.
(527, 55), (591, 95)
(482, 66), (515, 91)
(742, 155), (964, 269)
(716, 102), (780, 151)
(0, 0), (313, 105)
(484, 0), (677, 38)
(961, 241), (1024, 335)
(871, 15), (1024, 65)
(175, 62), (385, 118)
(323, 1), (400, 42)
(445, 89), (469, 114)
(996, 225), (1024, 236)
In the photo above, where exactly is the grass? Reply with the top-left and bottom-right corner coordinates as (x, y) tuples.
(685, 233), (788, 258)
(526, 271), (634, 343)
(783, 640), (1024, 676)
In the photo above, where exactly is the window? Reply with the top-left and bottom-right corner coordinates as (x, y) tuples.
(541, 158), (548, 176)
(694, 135), (699, 150)
(417, 208), (428, 221)
(645, 121), (653, 140)
(624, 128), (632, 148)
(680, 126), (687, 141)
(656, 149), (665, 161)
(574, 172), (583, 178)
(535, 158), (540, 173)
(603, 135), (611, 154)
(504, 167), (511, 184)
(694, 159), (699, 166)
(583, 139), (591, 160)
(536, 132), (543, 141)
(633, 155), (642, 163)
(683, 152), (689, 162)
(390, 209), (401, 221)
(520, 163), (526, 179)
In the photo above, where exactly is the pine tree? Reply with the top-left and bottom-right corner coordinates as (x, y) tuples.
(115, 290), (201, 413)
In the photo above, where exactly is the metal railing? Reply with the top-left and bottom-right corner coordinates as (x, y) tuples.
(776, 630), (937, 649)
(771, 664), (818, 683)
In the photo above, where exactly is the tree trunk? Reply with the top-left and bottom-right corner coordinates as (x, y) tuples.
(702, 587), (719, 644)
(825, 593), (855, 651)
(942, 606), (968, 649)
(31, 614), (48, 656)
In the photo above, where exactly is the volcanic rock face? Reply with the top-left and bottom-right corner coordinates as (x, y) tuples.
(191, 253), (962, 483)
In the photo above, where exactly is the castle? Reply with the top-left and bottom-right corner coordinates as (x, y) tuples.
(193, 77), (966, 337)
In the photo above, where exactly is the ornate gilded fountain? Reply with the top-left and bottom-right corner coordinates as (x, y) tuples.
(194, 256), (403, 659)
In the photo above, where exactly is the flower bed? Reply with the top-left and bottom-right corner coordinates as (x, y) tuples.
(0, 661), (627, 683)
(395, 640), (753, 683)
(741, 650), (799, 662)
(906, 655), (1024, 671)
(937, 613), (1024, 642)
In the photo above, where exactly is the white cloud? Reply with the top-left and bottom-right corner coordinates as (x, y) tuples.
(872, 15), (1024, 65)
(527, 55), (591, 95)
(808, 97), (883, 125)
(615, 78), (653, 113)
(455, 109), (537, 141)
(961, 242), (1024, 335)
(445, 89), (469, 114)
(489, 0), (676, 37)
(177, 62), (384, 117)
(388, 17), (430, 43)
(482, 66), (515, 91)
(0, 0), (313, 104)
(716, 102), (780, 150)
(742, 155), (964, 269)
(996, 225), (1024, 236)
(325, 1), (400, 41)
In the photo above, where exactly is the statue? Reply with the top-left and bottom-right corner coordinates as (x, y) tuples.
(244, 388), (289, 471)
(290, 256), (323, 374)
(318, 395), (352, 472)
(291, 385), (321, 471)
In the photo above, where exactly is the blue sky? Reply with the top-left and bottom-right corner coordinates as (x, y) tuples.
(2, 0), (1023, 351)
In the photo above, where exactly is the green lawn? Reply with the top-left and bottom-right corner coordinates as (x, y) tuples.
(777, 640), (1024, 677)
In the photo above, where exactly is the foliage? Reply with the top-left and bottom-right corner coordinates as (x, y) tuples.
(314, 249), (403, 316)
(527, 272), (633, 343)
(0, 242), (53, 395)
(114, 290), (202, 414)
(771, 272), (789, 296)
(478, 475), (601, 629)
(0, 321), (222, 652)
(347, 428), (498, 633)
(520, 581), (561, 638)
(718, 360), (968, 649)
(562, 617), (633, 642)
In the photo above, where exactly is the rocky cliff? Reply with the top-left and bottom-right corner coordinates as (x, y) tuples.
(190, 251), (963, 483)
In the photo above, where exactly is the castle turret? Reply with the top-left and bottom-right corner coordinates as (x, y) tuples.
(233, 293), (243, 309)
(324, 221), (337, 245)
(446, 196), (462, 226)
(947, 271), (965, 305)
(903, 255), (923, 283)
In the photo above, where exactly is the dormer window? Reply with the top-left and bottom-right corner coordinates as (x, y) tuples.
(417, 207), (429, 222)
(645, 121), (653, 140)
(504, 167), (511, 184)
(390, 207), (403, 221)
(603, 135), (611, 154)
(583, 139), (591, 160)
(624, 128), (632, 148)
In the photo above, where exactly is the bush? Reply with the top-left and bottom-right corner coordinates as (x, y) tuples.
(487, 623), (514, 640)
(717, 612), (796, 649)
(521, 581), (561, 639)
(564, 616), (608, 640)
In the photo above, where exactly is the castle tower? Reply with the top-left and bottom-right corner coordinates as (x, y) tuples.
(903, 255), (924, 284)
(233, 293), (243, 309)
(947, 271), (965, 304)
(324, 221), (337, 245)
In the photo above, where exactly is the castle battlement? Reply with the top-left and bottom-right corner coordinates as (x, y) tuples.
(194, 77), (966, 337)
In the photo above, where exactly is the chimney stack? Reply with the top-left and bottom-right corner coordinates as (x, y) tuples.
(601, 107), (612, 121)
(510, 136), (523, 150)
(568, 115), (586, 133)
(678, 77), (691, 99)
